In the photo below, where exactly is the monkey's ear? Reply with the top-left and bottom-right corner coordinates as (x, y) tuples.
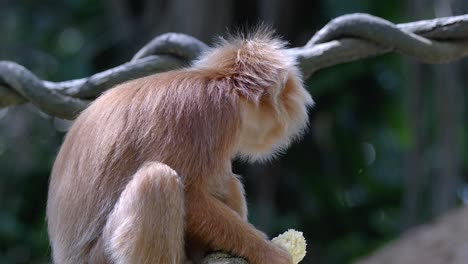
(233, 68), (289, 103)
(233, 81), (265, 102)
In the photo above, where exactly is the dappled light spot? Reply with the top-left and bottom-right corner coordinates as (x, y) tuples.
(58, 28), (84, 55)
(0, 108), (8, 119)
(362, 142), (376, 165)
(458, 185), (468, 205)
(0, 140), (5, 156)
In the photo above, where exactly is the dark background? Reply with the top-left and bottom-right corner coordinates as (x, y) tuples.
(0, 0), (467, 263)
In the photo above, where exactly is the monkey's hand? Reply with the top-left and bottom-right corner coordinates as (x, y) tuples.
(186, 190), (292, 264)
(260, 241), (294, 264)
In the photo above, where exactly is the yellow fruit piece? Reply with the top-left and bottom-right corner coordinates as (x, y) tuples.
(272, 229), (307, 264)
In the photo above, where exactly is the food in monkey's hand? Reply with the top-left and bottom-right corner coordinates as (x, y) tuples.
(272, 229), (307, 264)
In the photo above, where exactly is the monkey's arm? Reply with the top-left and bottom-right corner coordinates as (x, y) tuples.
(186, 190), (292, 264)
(223, 175), (248, 221)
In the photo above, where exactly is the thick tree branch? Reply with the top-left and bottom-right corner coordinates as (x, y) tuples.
(131, 32), (209, 62)
(0, 61), (89, 119)
(0, 13), (467, 119)
(296, 13), (468, 77)
(45, 55), (186, 98)
(201, 253), (248, 264)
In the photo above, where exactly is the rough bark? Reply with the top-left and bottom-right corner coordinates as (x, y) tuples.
(202, 253), (248, 264)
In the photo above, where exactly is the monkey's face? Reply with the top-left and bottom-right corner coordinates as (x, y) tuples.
(237, 70), (313, 161)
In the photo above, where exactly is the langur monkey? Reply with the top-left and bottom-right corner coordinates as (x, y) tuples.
(47, 29), (313, 264)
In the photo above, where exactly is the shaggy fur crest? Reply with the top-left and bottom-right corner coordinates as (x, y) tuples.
(194, 27), (298, 103)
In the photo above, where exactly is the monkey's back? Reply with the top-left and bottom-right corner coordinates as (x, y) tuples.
(47, 70), (240, 263)
(47, 78), (152, 263)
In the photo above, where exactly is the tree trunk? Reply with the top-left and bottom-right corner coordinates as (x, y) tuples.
(431, 0), (466, 218)
(401, 0), (431, 230)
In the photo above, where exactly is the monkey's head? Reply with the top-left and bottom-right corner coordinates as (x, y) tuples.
(195, 29), (314, 161)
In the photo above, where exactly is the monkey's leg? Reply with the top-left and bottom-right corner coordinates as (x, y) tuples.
(185, 190), (292, 264)
(102, 162), (185, 264)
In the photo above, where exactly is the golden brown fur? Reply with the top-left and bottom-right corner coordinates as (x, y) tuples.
(47, 29), (313, 264)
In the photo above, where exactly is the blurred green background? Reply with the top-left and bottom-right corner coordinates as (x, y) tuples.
(0, 0), (467, 263)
